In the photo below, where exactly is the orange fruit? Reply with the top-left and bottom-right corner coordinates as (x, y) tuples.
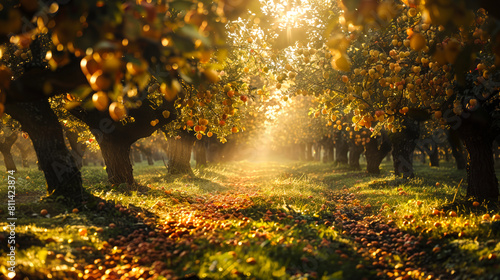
(161, 80), (181, 101)
(126, 60), (148, 76)
(92, 91), (109, 111)
(80, 55), (100, 78)
(89, 70), (112, 91)
(410, 33), (426, 51)
(203, 69), (220, 83)
(109, 102), (126, 121)
(40, 209), (48, 216)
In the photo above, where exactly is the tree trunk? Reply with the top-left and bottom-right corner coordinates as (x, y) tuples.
(313, 143), (321, 161)
(428, 145), (440, 167)
(297, 143), (306, 161)
(365, 131), (392, 174)
(305, 142), (314, 161)
(0, 133), (18, 172)
(15, 141), (31, 168)
(99, 136), (135, 185)
(448, 128), (467, 170)
(69, 92), (177, 185)
(146, 153), (154, 165)
(134, 144), (154, 166)
(65, 129), (87, 170)
(462, 136), (498, 201)
(335, 132), (348, 165)
(132, 149), (142, 163)
(194, 141), (207, 167)
(390, 118), (419, 179)
(348, 144), (363, 170)
(165, 130), (195, 175)
(322, 140), (334, 163)
(457, 109), (499, 202)
(5, 100), (84, 203)
(418, 139), (440, 167)
(206, 141), (219, 163)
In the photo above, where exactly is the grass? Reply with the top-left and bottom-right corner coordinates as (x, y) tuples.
(1, 159), (500, 279)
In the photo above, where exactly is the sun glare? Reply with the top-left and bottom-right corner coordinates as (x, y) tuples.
(259, 0), (319, 29)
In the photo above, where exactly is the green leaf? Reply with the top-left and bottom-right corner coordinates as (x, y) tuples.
(272, 266), (286, 277)
(328, 270), (344, 279)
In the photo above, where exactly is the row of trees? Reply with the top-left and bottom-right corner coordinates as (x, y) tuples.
(0, 0), (256, 204)
(255, 0), (500, 201)
(1, 0), (500, 203)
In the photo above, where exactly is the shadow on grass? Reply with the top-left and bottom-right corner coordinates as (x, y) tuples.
(0, 189), (159, 279)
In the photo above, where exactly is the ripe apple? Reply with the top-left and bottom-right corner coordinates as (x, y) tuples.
(92, 91), (109, 111)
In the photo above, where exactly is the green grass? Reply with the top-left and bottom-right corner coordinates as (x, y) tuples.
(1, 159), (500, 279)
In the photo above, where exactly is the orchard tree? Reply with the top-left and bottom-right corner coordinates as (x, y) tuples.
(328, 0), (500, 200)
(0, 0), (251, 204)
(0, 115), (20, 171)
(14, 130), (35, 168)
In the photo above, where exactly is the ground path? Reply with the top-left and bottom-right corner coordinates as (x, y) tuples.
(2, 161), (498, 279)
